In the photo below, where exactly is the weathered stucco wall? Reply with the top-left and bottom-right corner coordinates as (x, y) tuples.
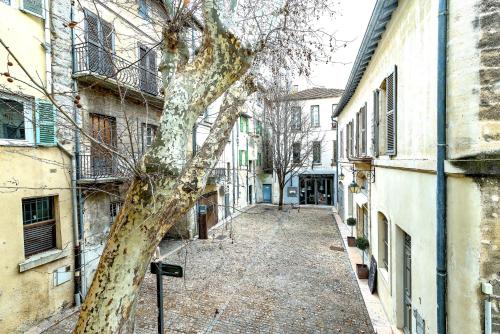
(0, 147), (74, 333)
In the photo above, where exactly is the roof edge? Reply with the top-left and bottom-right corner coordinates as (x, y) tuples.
(334, 0), (398, 117)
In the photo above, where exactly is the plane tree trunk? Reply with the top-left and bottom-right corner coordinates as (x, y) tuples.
(73, 2), (255, 332)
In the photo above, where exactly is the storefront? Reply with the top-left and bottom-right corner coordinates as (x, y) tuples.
(299, 173), (335, 205)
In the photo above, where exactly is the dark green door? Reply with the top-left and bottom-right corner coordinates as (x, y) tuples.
(403, 234), (412, 334)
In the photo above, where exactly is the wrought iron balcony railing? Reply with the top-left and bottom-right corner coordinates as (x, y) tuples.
(73, 42), (163, 97)
(77, 154), (131, 181)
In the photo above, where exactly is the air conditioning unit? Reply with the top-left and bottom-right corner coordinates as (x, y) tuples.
(20, 0), (44, 19)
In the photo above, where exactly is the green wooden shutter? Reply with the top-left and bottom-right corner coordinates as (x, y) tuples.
(35, 99), (57, 146)
(386, 66), (397, 156)
(21, 0), (44, 18)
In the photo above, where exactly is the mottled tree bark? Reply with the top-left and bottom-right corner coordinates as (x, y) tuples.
(73, 2), (255, 332)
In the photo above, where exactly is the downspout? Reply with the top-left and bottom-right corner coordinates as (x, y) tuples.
(436, 0), (448, 332)
(70, 2), (85, 302)
(43, 0), (52, 93)
(335, 120), (339, 206)
(232, 128), (236, 208)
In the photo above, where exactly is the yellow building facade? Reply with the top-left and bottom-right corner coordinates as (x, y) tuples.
(0, 0), (75, 332)
(335, 0), (499, 333)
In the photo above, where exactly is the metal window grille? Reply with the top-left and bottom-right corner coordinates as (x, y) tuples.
(22, 196), (56, 256)
(313, 141), (321, 163)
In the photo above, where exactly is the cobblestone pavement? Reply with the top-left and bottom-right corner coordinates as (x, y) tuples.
(43, 205), (373, 334)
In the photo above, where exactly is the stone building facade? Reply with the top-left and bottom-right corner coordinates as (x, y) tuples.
(334, 0), (499, 333)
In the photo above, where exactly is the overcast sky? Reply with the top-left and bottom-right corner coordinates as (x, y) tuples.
(296, 0), (377, 91)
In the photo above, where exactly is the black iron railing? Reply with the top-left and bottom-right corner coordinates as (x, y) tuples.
(73, 42), (162, 96)
(77, 154), (131, 180)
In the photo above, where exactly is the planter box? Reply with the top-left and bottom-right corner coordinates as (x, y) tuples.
(347, 236), (356, 247)
(356, 264), (369, 279)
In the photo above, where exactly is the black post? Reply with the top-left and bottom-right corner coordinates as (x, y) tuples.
(154, 262), (164, 334)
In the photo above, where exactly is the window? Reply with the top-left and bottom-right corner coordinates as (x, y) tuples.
(110, 201), (122, 223)
(0, 97), (25, 140)
(1, 0), (11, 6)
(254, 119), (262, 135)
(292, 142), (301, 163)
(386, 67), (397, 156)
(142, 123), (157, 152)
(340, 129), (344, 159)
(332, 139), (337, 164)
(239, 116), (249, 133)
(139, 45), (158, 95)
(379, 214), (389, 270)
(239, 150), (248, 166)
(22, 196), (57, 256)
(20, 0), (44, 18)
(85, 10), (114, 76)
(138, 0), (149, 19)
(257, 152), (262, 167)
(0, 93), (37, 145)
(311, 105), (320, 127)
(373, 89), (380, 157)
(312, 141), (321, 164)
(361, 105), (367, 155)
(291, 107), (301, 130)
(356, 111), (360, 156)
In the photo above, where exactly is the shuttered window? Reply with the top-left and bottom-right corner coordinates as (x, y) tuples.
(312, 141), (321, 163)
(85, 10), (114, 76)
(239, 116), (249, 133)
(373, 90), (380, 157)
(355, 112), (360, 157)
(35, 99), (57, 146)
(21, 0), (44, 18)
(361, 104), (367, 156)
(22, 196), (57, 256)
(139, 46), (158, 95)
(339, 130), (344, 159)
(239, 150), (248, 166)
(386, 66), (397, 156)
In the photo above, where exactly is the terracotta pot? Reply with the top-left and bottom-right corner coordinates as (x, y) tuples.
(356, 264), (369, 279)
(347, 236), (356, 247)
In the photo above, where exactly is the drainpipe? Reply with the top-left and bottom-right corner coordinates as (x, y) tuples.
(232, 128), (236, 208)
(70, 1), (85, 302)
(43, 0), (52, 93)
(436, 0), (448, 332)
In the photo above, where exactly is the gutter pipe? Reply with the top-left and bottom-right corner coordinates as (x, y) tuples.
(436, 0), (448, 332)
(43, 0), (52, 94)
(70, 2), (85, 303)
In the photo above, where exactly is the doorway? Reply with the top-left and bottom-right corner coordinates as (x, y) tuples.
(403, 233), (412, 334)
(248, 185), (253, 204)
(263, 184), (272, 203)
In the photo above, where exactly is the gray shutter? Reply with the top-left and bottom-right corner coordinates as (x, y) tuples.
(85, 11), (100, 72)
(35, 99), (57, 146)
(362, 103), (367, 155)
(148, 49), (158, 94)
(386, 66), (397, 156)
(373, 90), (379, 157)
(21, 0), (44, 18)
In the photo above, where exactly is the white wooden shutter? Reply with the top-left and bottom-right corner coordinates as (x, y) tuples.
(21, 0), (44, 19)
(35, 99), (57, 146)
(386, 66), (397, 156)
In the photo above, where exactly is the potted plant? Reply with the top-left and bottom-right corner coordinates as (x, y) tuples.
(346, 217), (357, 247)
(356, 236), (370, 279)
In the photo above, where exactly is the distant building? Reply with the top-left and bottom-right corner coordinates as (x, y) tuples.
(259, 87), (342, 206)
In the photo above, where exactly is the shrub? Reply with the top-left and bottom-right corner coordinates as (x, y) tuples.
(346, 217), (356, 226)
(356, 237), (370, 251)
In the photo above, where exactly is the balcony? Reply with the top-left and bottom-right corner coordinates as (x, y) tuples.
(73, 42), (164, 107)
(77, 154), (131, 183)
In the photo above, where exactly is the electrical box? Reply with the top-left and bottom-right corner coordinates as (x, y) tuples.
(53, 266), (71, 286)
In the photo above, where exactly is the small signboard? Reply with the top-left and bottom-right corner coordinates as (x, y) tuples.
(198, 204), (207, 215)
(150, 262), (183, 278)
(368, 255), (377, 294)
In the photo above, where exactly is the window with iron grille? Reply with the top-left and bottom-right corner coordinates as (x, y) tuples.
(22, 196), (57, 256)
(311, 105), (320, 127)
(312, 141), (321, 164)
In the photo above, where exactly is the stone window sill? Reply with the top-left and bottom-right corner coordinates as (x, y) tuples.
(19, 248), (70, 272)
